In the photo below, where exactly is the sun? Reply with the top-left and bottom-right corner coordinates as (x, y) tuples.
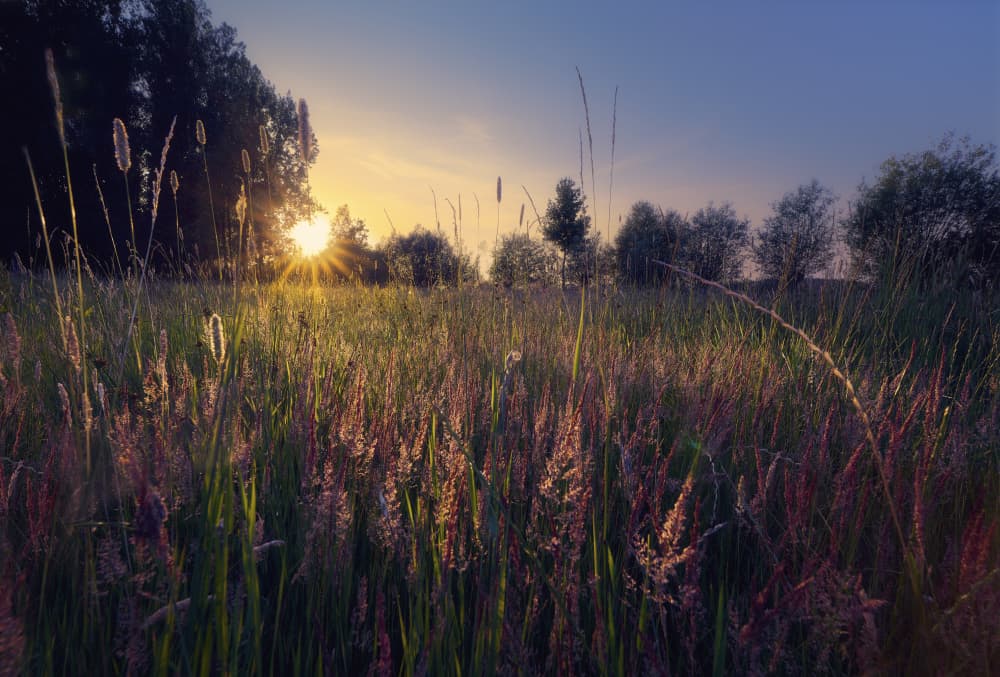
(289, 216), (330, 258)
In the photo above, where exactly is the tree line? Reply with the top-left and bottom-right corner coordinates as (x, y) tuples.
(486, 134), (998, 293)
(3, 3), (996, 293)
(1, 0), (317, 274)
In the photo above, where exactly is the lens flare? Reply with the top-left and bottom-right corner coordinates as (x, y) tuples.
(289, 216), (329, 257)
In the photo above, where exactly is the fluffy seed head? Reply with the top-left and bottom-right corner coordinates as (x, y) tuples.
(496, 176), (502, 203)
(195, 119), (206, 146)
(57, 382), (71, 425)
(96, 382), (106, 416)
(259, 125), (269, 155)
(64, 316), (81, 374)
(519, 203), (525, 228)
(206, 313), (225, 364)
(45, 49), (64, 143)
(112, 118), (131, 173)
(297, 99), (312, 163)
(81, 390), (93, 433)
(150, 116), (176, 223)
(241, 148), (251, 174)
(169, 170), (179, 196)
(505, 350), (522, 371)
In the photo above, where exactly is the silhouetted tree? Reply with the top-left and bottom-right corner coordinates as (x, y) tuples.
(0, 0), (317, 274)
(615, 201), (685, 285)
(330, 204), (369, 247)
(752, 180), (836, 285)
(565, 233), (614, 287)
(136, 0), (318, 270)
(0, 0), (138, 268)
(843, 134), (1000, 289)
(490, 233), (557, 287)
(683, 202), (749, 283)
(541, 177), (589, 287)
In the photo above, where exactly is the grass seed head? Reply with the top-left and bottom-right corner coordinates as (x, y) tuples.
(57, 382), (71, 425)
(206, 313), (225, 364)
(505, 349), (522, 372)
(236, 181), (247, 227)
(113, 118), (131, 173)
(169, 170), (179, 196)
(297, 98), (312, 163)
(242, 148), (251, 174)
(195, 119), (206, 146)
(64, 316), (80, 375)
(150, 116), (176, 223)
(496, 176), (502, 203)
(45, 49), (64, 144)
(259, 124), (269, 155)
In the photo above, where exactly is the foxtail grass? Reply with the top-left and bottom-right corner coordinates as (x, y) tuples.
(196, 119), (223, 280)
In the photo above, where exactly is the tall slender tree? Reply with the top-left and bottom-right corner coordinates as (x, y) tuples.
(541, 177), (589, 288)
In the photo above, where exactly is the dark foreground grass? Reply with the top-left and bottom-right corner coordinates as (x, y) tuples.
(0, 270), (997, 675)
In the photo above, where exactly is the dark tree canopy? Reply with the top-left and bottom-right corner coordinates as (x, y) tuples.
(752, 180), (836, 285)
(615, 201), (685, 285)
(541, 177), (590, 287)
(0, 0), (317, 272)
(683, 202), (750, 284)
(843, 134), (1000, 289)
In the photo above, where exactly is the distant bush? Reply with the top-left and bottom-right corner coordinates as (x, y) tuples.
(843, 134), (1000, 290)
(490, 233), (558, 287)
(752, 180), (836, 286)
(381, 227), (472, 286)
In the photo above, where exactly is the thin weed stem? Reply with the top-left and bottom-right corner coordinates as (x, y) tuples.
(22, 148), (65, 340)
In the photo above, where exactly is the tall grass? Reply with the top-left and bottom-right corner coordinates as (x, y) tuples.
(1, 269), (996, 674)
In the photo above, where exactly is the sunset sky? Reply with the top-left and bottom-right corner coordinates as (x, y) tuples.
(205, 0), (1000, 264)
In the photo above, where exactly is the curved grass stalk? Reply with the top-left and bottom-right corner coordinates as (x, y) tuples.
(651, 258), (909, 562)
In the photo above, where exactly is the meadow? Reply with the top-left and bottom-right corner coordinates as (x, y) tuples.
(0, 42), (996, 676)
(0, 261), (997, 674)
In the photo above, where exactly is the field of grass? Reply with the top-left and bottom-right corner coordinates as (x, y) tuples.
(0, 265), (996, 675)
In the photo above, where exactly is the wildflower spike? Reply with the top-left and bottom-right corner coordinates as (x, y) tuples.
(113, 118), (131, 173)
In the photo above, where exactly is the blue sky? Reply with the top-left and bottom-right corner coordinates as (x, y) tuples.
(206, 0), (1000, 263)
